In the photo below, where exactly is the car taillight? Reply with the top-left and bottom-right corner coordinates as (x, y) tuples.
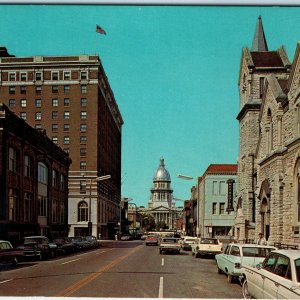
(235, 263), (241, 268)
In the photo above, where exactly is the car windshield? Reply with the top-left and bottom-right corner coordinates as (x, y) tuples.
(163, 238), (176, 243)
(200, 239), (218, 244)
(185, 239), (196, 242)
(242, 247), (275, 257)
(0, 242), (12, 250)
(295, 258), (300, 283)
(24, 238), (43, 243)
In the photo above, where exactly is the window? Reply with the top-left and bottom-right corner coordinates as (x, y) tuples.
(52, 169), (59, 188)
(80, 148), (87, 156)
(230, 246), (241, 256)
(52, 137), (58, 144)
(38, 195), (47, 217)
(212, 203), (217, 215)
(63, 124), (70, 131)
(63, 136), (70, 144)
(9, 72), (16, 81)
(52, 111), (58, 119)
(63, 71), (71, 80)
(36, 86), (42, 94)
(20, 112), (26, 120)
(20, 72), (27, 81)
(80, 180), (87, 193)
(35, 72), (42, 81)
(64, 111), (70, 119)
(64, 85), (70, 93)
(52, 98), (58, 107)
(9, 189), (18, 221)
(64, 98), (70, 106)
(213, 181), (218, 195)
(81, 98), (87, 106)
(52, 71), (59, 80)
(80, 136), (87, 144)
(52, 198), (58, 223)
(81, 71), (88, 80)
(260, 77), (265, 98)
(20, 99), (27, 107)
(80, 124), (87, 132)
(35, 124), (42, 130)
(80, 111), (87, 119)
(80, 161), (86, 170)
(78, 201), (88, 222)
(35, 112), (42, 120)
(9, 99), (15, 108)
(52, 124), (58, 132)
(60, 174), (66, 191)
(63, 148), (69, 154)
(24, 155), (33, 177)
(9, 86), (15, 94)
(262, 253), (277, 272)
(9, 147), (19, 172)
(52, 85), (58, 93)
(38, 162), (48, 184)
(35, 99), (42, 107)
(220, 181), (226, 195)
(219, 203), (225, 214)
(24, 192), (33, 222)
(20, 86), (26, 94)
(81, 85), (87, 94)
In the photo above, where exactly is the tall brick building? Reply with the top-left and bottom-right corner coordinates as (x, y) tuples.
(0, 47), (123, 239)
(236, 16), (300, 245)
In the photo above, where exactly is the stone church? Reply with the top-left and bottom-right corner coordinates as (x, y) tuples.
(235, 16), (300, 246)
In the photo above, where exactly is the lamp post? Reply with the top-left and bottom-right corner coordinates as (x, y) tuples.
(129, 203), (138, 234)
(88, 175), (111, 236)
(119, 197), (132, 239)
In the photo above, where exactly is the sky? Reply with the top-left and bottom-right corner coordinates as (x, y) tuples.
(1, 4), (300, 207)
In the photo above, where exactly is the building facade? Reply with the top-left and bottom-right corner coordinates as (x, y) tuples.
(0, 48), (123, 239)
(236, 16), (300, 245)
(0, 103), (71, 245)
(198, 164), (237, 240)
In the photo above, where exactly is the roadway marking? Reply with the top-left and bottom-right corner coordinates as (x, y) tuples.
(96, 249), (114, 255)
(55, 245), (143, 297)
(161, 258), (164, 266)
(0, 279), (13, 285)
(158, 276), (164, 298)
(61, 258), (80, 265)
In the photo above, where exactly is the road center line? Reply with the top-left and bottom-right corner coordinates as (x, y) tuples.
(0, 279), (13, 285)
(158, 276), (164, 298)
(55, 245), (143, 297)
(61, 258), (80, 265)
(161, 258), (164, 266)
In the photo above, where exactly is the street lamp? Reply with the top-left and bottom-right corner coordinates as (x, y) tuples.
(88, 175), (111, 236)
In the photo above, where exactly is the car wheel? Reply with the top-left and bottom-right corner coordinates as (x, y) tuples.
(227, 274), (234, 283)
(242, 279), (252, 299)
(12, 257), (18, 266)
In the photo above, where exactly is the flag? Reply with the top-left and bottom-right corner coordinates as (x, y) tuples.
(96, 25), (106, 35)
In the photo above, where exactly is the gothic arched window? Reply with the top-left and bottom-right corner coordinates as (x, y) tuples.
(78, 201), (88, 222)
(267, 108), (273, 153)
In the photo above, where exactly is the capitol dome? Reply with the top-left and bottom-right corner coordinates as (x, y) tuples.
(153, 157), (171, 182)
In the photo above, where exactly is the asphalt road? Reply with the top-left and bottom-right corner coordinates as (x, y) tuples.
(0, 240), (243, 298)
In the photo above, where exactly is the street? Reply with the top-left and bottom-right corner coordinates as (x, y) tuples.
(0, 240), (242, 298)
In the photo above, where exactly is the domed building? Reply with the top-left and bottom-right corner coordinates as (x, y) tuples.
(147, 157), (177, 229)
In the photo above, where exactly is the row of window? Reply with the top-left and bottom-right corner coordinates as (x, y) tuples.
(7, 70), (89, 82)
(8, 84), (88, 94)
(19, 111), (87, 121)
(9, 97), (88, 108)
(212, 202), (226, 215)
(50, 124), (87, 132)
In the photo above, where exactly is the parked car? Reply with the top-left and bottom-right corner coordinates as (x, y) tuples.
(191, 237), (222, 258)
(0, 240), (23, 267)
(242, 249), (300, 299)
(85, 235), (99, 248)
(69, 236), (91, 250)
(53, 237), (76, 254)
(141, 234), (148, 240)
(120, 234), (133, 241)
(145, 235), (159, 246)
(215, 243), (277, 283)
(23, 236), (57, 260)
(180, 236), (198, 251)
(159, 237), (180, 254)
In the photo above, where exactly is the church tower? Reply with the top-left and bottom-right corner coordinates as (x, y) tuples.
(235, 16), (290, 242)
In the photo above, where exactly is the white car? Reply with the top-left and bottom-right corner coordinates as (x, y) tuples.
(180, 236), (197, 251)
(191, 237), (223, 258)
(215, 243), (276, 283)
(242, 249), (300, 299)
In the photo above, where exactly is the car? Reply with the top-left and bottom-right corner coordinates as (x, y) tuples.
(191, 237), (223, 258)
(85, 235), (100, 248)
(53, 237), (76, 254)
(69, 236), (91, 250)
(145, 235), (159, 246)
(0, 240), (23, 268)
(159, 237), (181, 254)
(242, 249), (300, 299)
(180, 236), (198, 251)
(23, 236), (58, 260)
(215, 243), (277, 283)
(120, 234), (133, 241)
(141, 234), (148, 240)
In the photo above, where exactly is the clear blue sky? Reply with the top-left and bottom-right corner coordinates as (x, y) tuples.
(1, 5), (300, 206)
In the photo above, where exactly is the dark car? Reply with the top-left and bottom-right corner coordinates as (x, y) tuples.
(85, 236), (99, 248)
(69, 236), (91, 250)
(53, 237), (76, 254)
(23, 236), (57, 260)
(120, 234), (133, 241)
(0, 240), (23, 268)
